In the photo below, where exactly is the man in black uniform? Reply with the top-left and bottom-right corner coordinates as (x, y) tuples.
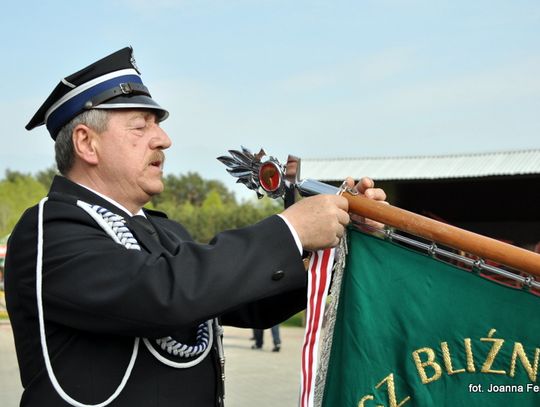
(5, 47), (386, 406)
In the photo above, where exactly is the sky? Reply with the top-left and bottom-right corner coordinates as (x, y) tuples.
(1, 0), (539, 200)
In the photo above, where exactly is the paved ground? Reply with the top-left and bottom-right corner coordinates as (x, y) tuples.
(0, 322), (304, 406)
(223, 326), (304, 407)
(0, 322), (22, 407)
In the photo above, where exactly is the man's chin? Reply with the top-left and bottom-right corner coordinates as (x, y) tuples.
(141, 181), (164, 198)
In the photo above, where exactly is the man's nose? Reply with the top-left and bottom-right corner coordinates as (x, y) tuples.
(150, 126), (172, 150)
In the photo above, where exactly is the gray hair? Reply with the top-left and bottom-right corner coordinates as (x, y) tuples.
(55, 109), (110, 175)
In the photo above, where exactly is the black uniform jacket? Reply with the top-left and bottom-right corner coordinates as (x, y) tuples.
(5, 176), (307, 406)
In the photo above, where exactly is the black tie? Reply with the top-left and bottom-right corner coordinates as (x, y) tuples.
(130, 216), (160, 244)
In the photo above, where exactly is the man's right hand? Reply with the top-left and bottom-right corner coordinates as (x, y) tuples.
(281, 195), (350, 251)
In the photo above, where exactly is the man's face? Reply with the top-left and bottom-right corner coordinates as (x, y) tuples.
(94, 109), (172, 208)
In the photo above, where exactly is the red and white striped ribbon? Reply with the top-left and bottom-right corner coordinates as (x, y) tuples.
(300, 248), (335, 407)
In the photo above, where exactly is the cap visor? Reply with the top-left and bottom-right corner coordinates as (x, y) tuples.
(94, 94), (169, 121)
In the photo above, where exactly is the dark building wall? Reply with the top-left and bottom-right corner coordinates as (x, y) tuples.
(327, 174), (540, 249)
(379, 175), (540, 248)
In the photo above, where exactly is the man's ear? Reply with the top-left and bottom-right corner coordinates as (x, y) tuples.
(72, 124), (99, 165)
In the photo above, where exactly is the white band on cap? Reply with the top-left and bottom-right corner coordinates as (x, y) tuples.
(61, 78), (76, 89)
(45, 68), (140, 123)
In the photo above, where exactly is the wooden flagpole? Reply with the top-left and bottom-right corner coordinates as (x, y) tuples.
(343, 191), (540, 278)
(218, 148), (540, 277)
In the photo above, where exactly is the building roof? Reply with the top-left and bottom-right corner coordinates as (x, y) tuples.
(300, 149), (540, 181)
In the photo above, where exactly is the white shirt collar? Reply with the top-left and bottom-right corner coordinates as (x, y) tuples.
(76, 183), (145, 217)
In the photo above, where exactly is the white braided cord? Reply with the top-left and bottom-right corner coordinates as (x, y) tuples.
(36, 198), (213, 407)
(38, 198), (140, 407)
(77, 202), (140, 250)
(156, 321), (211, 357)
(77, 202), (212, 360)
(142, 320), (214, 369)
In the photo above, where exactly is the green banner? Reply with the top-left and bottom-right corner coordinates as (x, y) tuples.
(322, 229), (540, 407)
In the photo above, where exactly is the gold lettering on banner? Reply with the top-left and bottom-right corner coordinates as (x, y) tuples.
(441, 341), (465, 375)
(412, 348), (442, 384)
(509, 343), (539, 382)
(464, 338), (476, 372)
(357, 394), (375, 407)
(358, 374), (412, 406)
(480, 329), (506, 375)
(356, 329), (537, 405)
(375, 373), (411, 407)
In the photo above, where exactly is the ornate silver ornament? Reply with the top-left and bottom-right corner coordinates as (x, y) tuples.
(217, 146), (286, 199)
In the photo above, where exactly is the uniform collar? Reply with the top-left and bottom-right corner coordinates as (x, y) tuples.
(48, 175), (132, 219)
(48, 175), (168, 221)
(75, 183), (145, 217)
(48, 175), (180, 253)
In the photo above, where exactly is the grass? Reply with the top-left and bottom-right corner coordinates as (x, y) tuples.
(282, 311), (305, 327)
(0, 290), (7, 320)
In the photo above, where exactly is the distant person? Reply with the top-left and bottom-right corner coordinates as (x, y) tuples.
(252, 325), (281, 352)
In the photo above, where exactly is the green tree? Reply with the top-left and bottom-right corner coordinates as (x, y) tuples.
(0, 171), (47, 236)
(151, 171), (282, 242)
(161, 194), (281, 243)
(152, 172), (236, 207)
(36, 166), (59, 190)
(0, 167), (282, 243)
(5, 169), (30, 182)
